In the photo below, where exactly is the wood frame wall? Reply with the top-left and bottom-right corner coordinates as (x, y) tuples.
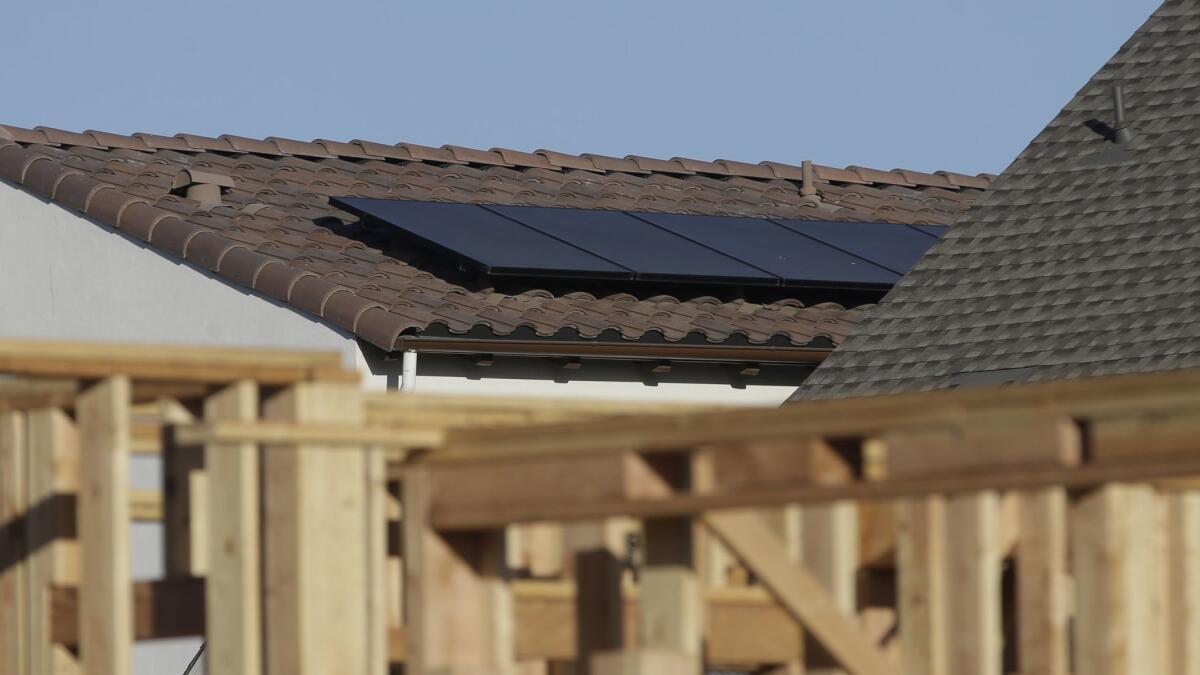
(1, 339), (1199, 674)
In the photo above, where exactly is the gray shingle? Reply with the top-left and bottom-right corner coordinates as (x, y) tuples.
(793, 0), (1200, 400)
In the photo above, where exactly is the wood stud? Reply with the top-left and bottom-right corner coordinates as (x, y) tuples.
(0, 343), (1197, 674)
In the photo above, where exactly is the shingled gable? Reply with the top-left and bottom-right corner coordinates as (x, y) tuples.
(793, 0), (1198, 399)
(0, 124), (991, 356)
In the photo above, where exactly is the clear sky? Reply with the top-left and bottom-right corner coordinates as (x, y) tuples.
(0, 1), (1161, 176)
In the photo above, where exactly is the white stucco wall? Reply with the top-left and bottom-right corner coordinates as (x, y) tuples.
(0, 180), (358, 362)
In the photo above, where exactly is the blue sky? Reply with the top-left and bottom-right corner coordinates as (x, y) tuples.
(0, 1), (1160, 176)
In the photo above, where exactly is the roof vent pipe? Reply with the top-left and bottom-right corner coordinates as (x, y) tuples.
(1112, 85), (1133, 144)
(800, 160), (818, 199)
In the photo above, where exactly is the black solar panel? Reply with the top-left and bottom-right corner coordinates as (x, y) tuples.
(331, 197), (942, 289)
(913, 224), (948, 238)
(635, 212), (899, 288)
(771, 219), (937, 274)
(488, 205), (778, 285)
(331, 197), (633, 279)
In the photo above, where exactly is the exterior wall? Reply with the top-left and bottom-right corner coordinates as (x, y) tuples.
(0, 180), (358, 363)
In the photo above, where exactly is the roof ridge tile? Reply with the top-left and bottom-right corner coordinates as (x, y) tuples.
(535, 149), (599, 171)
(219, 134), (284, 156)
(443, 144), (511, 166)
(580, 153), (648, 174)
(84, 130), (151, 152)
(714, 158), (776, 180)
(175, 133), (235, 152)
(491, 147), (558, 170)
(133, 133), (193, 152)
(397, 142), (464, 164)
(34, 127), (100, 148)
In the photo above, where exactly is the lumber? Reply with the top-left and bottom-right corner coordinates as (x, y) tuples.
(638, 456), (700, 670)
(163, 403), (205, 577)
(1071, 484), (1167, 675)
(1017, 487), (1069, 675)
(945, 491), (1001, 675)
(0, 378), (79, 412)
(802, 499), (858, 674)
(76, 377), (132, 675)
(404, 463), (514, 674)
(204, 381), (261, 675)
(879, 416), (1081, 480)
(130, 490), (162, 521)
(431, 452), (674, 528)
(0, 410), (26, 675)
(0, 339), (355, 384)
(48, 575), (816, 668)
(1167, 490), (1200, 675)
(896, 496), (946, 675)
(1090, 404), (1200, 460)
(365, 391), (718, 418)
(858, 501), (895, 567)
(430, 450), (1200, 529)
(590, 648), (694, 674)
(761, 504), (804, 675)
(25, 408), (79, 675)
(50, 577), (206, 646)
(565, 520), (628, 675)
(522, 523), (565, 578)
(710, 436), (854, 491)
(705, 509), (892, 675)
(364, 445), (388, 675)
(175, 420), (443, 449)
(434, 368), (1200, 464)
(262, 382), (369, 675)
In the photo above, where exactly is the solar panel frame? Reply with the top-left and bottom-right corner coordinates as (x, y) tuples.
(486, 204), (780, 286)
(331, 197), (635, 280)
(331, 197), (942, 290)
(769, 218), (939, 275)
(634, 212), (900, 289)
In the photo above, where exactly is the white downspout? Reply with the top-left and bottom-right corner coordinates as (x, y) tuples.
(399, 349), (418, 393)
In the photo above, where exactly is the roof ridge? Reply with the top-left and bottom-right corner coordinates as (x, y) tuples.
(0, 123), (994, 192)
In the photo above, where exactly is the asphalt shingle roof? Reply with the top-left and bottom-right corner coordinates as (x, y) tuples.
(0, 124), (989, 352)
(794, 0), (1200, 398)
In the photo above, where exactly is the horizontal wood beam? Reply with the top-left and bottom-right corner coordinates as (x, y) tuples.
(173, 421), (443, 449)
(430, 453), (1200, 529)
(50, 577), (205, 646)
(49, 578), (808, 668)
(130, 490), (162, 522)
(434, 372), (1200, 464)
(0, 339), (355, 384)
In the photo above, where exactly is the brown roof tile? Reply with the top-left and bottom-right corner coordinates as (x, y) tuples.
(0, 123), (988, 352)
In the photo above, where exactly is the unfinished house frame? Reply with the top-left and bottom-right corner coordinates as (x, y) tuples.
(0, 339), (1198, 675)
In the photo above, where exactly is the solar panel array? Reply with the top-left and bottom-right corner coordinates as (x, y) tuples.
(331, 197), (942, 289)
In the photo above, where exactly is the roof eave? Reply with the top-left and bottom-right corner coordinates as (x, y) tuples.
(391, 335), (831, 364)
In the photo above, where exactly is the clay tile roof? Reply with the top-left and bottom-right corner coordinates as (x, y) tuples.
(0, 124), (988, 354)
(794, 0), (1200, 399)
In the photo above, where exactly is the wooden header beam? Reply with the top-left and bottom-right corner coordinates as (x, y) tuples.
(432, 368), (1200, 464)
(0, 340), (356, 385)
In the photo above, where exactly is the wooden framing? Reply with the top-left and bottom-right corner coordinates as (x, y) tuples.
(0, 339), (1199, 675)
